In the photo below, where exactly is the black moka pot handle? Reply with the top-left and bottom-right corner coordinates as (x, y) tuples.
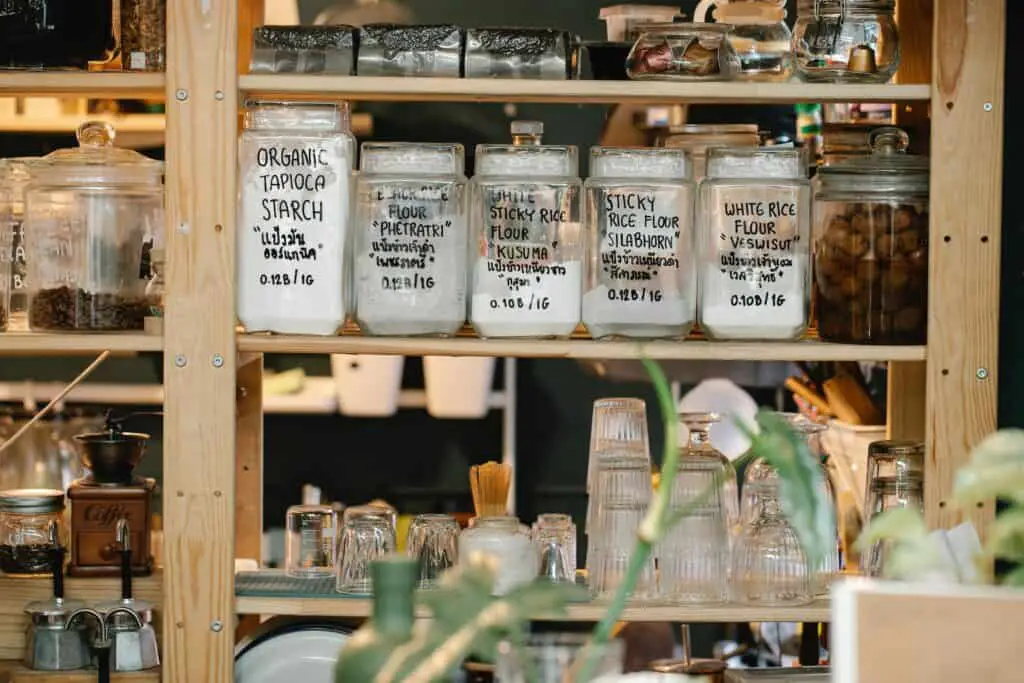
(116, 518), (132, 601)
(49, 520), (63, 601)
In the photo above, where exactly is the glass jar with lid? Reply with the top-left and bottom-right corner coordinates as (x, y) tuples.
(697, 147), (811, 340)
(0, 159), (39, 331)
(238, 101), (355, 336)
(354, 142), (468, 336)
(458, 516), (537, 595)
(814, 127), (927, 344)
(24, 122), (163, 332)
(470, 122), (582, 338)
(659, 124), (760, 181)
(626, 23), (741, 80)
(694, 0), (793, 81)
(0, 489), (66, 576)
(583, 147), (696, 339)
(793, 0), (900, 83)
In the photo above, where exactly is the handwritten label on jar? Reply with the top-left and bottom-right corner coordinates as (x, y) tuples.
(471, 184), (580, 337)
(584, 187), (693, 336)
(356, 181), (465, 334)
(238, 140), (349, 334)
(700, 187), (807, 338)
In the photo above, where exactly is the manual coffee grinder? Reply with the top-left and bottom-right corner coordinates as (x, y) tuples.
(67, 414), (155, 577)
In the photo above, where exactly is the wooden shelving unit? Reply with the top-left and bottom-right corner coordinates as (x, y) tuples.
(0, 0), (1007, 681)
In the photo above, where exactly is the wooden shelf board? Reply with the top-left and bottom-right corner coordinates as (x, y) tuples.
(238, 334), (926, 362)
(4, 664), (160, 682)
(0, 72), (165, 98)
(235, 594), (830, 623)
(0, 114), (165, 134)
(0, 333), (162, 355)
(239, 75), (930, 104)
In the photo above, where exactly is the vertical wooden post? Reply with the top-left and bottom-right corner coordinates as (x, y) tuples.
(926, 0), (1004, 533)
(236, 352), (264, 564)
(887, 362), (926, 441)
(895, 0), (934, 154)
(164, 0), (238, 681)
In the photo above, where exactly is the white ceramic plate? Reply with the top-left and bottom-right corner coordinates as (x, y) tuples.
(235, 626), (349, 683)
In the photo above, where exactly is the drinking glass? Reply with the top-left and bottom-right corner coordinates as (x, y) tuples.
(406, 513), (459, 589)
(678, 412), (739, 534)
(586, 454), (658, 601)
(864, 476), (924, 577)
(532, 513), (577, 583)
(495, 633), (624, 683)
(586, 398), (650, 534)
(285, 504), (337, 578)
(731, 481), (813, 605)
(336, 505), (396, 595)
(659, 457), (730, 604)
(864, 440), (925, 513)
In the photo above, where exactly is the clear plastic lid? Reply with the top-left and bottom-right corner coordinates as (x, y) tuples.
(475, 144), (578, 177)
(360, 142), (464, 176)
(589, 146), (690, 180)
(244, 100), (351, 133)
(799, 0), (895, 16)
(817, 127), (929, 196)
(705, 146), (806, 179)
(32, 122), (163, 187)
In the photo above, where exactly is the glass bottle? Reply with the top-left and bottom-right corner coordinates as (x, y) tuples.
(24, 122), (163, 332)
(697, 147), (811, 340)
(354, 142), (468, 336)
(237, 101), (355, 336)
(694, 0), (793, 81)
(334, 557), (418, 683)
(0, 489), (67, 576)
(814, 127), (928, 344)
(793, 0), (900, 83)
(469, 122), (582, 338)
(659, 412), (737, 604)
(457, 516), (537, 596)
(582, 147), (696, 339)
(731, 480), (813, 605)
(0, 158), (38, 331)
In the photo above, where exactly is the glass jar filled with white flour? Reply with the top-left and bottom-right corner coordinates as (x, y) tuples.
(237, 101), (354, 335)
(697, 147), (810, 340)
(354, 142), (468, 336)
(583, 147), (696, 339)
(469, 122), (582, 338)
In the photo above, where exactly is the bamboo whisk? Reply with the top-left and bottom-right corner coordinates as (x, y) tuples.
(469, 461), (511, 517)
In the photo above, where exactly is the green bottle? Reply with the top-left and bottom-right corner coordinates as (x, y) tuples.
(335, 556), (419, 683)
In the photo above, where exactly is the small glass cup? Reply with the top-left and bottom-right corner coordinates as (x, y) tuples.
(406, 513), (460, 589)
(285, 504), (338, 579)
(336, 505), (396, 595)
(532, 513), (577, 583)
(587, 398), (650, 532)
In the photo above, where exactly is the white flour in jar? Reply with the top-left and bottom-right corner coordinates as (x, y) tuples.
(698, 150), (810, 340)
(238, 109), (351, 335)
(354, 144), (467, 336)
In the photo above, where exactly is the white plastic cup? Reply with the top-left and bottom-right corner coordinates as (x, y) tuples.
(331, 354), (404, 417)
(423, 356), (496, 419)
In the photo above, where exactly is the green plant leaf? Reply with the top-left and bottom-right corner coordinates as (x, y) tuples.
(503, 580), (584, 620)
(855, 507), (930, 548)
(954, 429), (1024, 504)
(855, 507), (947, 580)
(985, 505), (1024, 564)
(738, 410), (836, 569)
(1002, 565), (1024, 587)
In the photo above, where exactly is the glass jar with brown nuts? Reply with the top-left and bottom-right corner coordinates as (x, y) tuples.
(813, 127), (928, 344)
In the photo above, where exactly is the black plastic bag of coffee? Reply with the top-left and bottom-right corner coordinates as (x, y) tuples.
(357, 24), (463, 77)
(250, 25), (357, 75)
(0, 0), (114, 68)
(465, 28), (577, 80)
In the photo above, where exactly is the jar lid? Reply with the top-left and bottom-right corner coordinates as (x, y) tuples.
(635, 21), (735, 38)
(705, 146), (806, 179)
(0, 157), (41, 184)
(817, 127), (929, 194)
(799, 0), (896, 14)
(33, 122), (163, 186)
(589, 146), (690, 180)
(360, 142), (464, 176)
(475, 144), (578, 177)
(0, 488), (65, 513)
(244, 99), (350, 132)
(26, 598), (86, 618)
(599, 5), (682, 19)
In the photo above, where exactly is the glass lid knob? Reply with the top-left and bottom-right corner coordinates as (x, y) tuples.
(869, 126), (910, 155)
(75, 121), (117, 148)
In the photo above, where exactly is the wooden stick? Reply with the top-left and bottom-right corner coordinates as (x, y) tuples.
(0, 351), (112, 456)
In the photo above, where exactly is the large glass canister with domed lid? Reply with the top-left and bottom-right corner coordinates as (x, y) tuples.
(24, 122), (163, 332)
